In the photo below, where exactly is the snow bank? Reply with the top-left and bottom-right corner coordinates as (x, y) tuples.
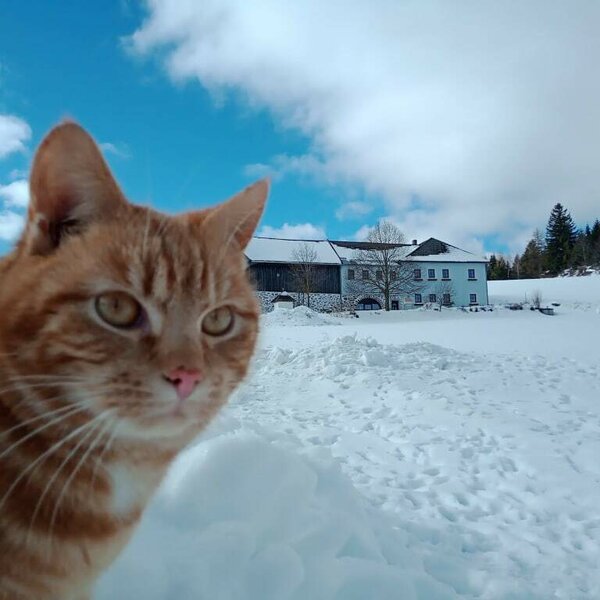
(97, 304), (600, 599)
(262, 305), (342, 326)
(96, 426), (458, 600)
(489, 275), (600, 310)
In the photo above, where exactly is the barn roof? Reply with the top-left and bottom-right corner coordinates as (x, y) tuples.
(245, 237), (341, 265)
(245, 236), (487, 264)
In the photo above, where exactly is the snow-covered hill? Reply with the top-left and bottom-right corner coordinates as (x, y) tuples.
(98, 292), (600, 600)
(489, 273), (600, 310)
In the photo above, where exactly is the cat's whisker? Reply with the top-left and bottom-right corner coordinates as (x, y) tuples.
(88, 419), (120, 502)
(46, 411), (115, 554)
(25, 411), (109, 549)
(0, 402), (79, 440)
(0, 403), (88, 461)
(0, 409), (108, 520)
(0, 380), (87, 398)
(6, 373), (90, 381)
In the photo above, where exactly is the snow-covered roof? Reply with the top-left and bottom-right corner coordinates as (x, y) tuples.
(272, 292), (295, 303)
(405, 239), (488, 263)
(246, 236), (486, 265)
(245, 237), (341, 265)
(329, 241), (413, 262)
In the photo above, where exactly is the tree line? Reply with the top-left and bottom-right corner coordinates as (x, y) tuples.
(488, 203), (600, 280)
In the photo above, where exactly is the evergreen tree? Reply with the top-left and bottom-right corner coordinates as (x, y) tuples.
(520, 232), (545, 278)
(571, 230), (590, 268)
(513, 254), (521, 279)
(545, 203), (577, 275)
(590, 220), (600, 266)
(487, 254), (498, 279)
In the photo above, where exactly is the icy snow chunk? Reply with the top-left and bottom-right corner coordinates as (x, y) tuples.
(361, 347), (389, 367)
(96, 430), (459, 600)
(262, 305), (342, 327)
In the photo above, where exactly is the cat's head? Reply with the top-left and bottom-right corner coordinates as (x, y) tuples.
(0, 122), (268, 443)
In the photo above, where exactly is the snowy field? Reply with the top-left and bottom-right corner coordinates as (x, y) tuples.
(98, 277), (600, 599)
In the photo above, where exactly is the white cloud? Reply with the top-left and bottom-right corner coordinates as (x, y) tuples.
(0, 114), (31, 160)
(352, 225), (372, 242)
(100, 141), (131, 159)
(244, 154), (332, 184)
(0, 210), (25, 242)
(129, 1), (600, 253)
(0, 179), (29, 209)
(258, 222), (326, 240)
(336, 201), (373, 221)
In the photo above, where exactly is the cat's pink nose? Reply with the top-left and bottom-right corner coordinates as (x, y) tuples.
(163, 368), (202, 401)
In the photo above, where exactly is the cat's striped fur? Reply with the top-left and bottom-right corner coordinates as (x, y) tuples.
(0, 122), (267, 599)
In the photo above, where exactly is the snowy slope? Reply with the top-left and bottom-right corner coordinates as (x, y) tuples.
(98, 291), (600, 600)
(489, 274), (600, 310)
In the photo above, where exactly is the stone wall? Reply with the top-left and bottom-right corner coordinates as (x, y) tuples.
(256, 291), (343, 313)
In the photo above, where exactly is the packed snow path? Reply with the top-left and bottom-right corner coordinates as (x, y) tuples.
(99, 303), (600, 599)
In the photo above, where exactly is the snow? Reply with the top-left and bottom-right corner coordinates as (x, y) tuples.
(262, 305), (343, 327)
(404, 246), (487, 263)
(97, 279), (600, 600)
(329, 241), (487, 264)
(489, 274), (600, 311)
(245, 237), (341, 265)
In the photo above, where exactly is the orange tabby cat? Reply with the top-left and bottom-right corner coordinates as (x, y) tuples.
(0, 122), (268, 599)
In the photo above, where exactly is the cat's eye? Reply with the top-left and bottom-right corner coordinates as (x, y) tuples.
(201, 306), (234, 336)
(95, 292), (142, 328)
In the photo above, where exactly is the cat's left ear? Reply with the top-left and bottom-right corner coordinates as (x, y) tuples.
(20, 121), (126, 255)
(200, 179), (269, 251)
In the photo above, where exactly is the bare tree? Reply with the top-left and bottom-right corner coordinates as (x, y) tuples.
(290, 242), (321, 308)
(531, 289), (543, 309)
(434, 279), (455, 310)
(346, 221), (422, 310)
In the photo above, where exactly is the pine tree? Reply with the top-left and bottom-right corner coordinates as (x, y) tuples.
(487, 254), (498, 280)
(520, 232), (545, 278)
(545, 203), (577, 275)
(571, 230), (590, 269)
(590, 220), (600, 266)
(513, 254), (521, 279)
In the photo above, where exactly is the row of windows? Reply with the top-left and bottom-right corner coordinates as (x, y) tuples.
(347, 269), (397, 281)
(413, 268), (476, 280)
(347, 267), (478, 281)
(414, 293), (478, 305)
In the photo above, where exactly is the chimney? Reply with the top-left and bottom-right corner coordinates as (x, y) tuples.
(412, 239), (418, 245)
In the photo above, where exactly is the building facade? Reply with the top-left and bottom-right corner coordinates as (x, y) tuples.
(245, 236), (489, 312)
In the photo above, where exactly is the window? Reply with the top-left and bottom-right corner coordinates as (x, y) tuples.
(390, 270), (397, 280)
(428, 268), (436, 279)
(429, 294), (437, 303)
(470, 293), (477, 304)
(443, 293), (451, 305)
(413, 268), (422, 280)
(468, 268), (476, 280)
(362, 269), (369, 280)
(442, 268), (450, 279)
(348, 269), (355, 280)
(414, 293), (423, 304)
(376, 270), (383, 280)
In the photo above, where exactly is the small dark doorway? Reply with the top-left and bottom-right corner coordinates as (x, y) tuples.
(391, 300), (399, 310)
(356, 298), (382, 311)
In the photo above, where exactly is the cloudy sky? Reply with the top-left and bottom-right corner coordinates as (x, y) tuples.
(1, 1), (599, 256)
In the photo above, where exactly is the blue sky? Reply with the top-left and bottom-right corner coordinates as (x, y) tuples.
(0, 1), (357, 256)
(1, 1), (599, 257)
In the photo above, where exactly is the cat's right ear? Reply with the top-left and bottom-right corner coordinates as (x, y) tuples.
(20, 121), (126, 255)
